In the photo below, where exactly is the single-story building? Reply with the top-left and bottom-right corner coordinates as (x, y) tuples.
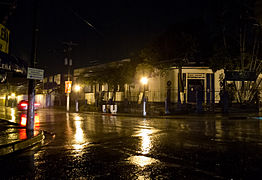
(73, 60), (224, 106)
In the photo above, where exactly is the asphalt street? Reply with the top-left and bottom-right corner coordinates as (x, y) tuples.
(0, 108), (262, 179)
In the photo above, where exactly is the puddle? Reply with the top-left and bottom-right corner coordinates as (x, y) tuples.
(128, 155), (159, 167)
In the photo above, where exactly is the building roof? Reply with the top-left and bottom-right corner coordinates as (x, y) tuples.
(74, 58), (130, 77)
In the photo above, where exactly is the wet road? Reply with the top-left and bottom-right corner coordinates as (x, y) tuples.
(1, 108), (262, 179)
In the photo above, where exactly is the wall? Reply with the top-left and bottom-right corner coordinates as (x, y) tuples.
(136, 67), (222, 104)
(80, 67), (223, 104)
(85, 93), (95, 104)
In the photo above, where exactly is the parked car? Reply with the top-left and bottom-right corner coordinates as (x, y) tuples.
(17, 100), (40, 111)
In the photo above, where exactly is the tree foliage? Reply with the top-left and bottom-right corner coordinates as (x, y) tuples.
(209, 0), (262, 103)
(138, 25), (198, 71)
(77, 59), (137, 100)
(136, 23), (198, 100)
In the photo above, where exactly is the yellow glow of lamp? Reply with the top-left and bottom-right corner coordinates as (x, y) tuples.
(11, 93), (16, 98)
(74, 85), (81, 92)
(140, 77), (148, 85)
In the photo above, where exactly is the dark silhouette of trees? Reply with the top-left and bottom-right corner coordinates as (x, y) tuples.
(209, 0), (262, 103)
(136, 23), (198, 102)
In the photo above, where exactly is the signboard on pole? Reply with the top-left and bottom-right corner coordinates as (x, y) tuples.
(27, 67), (44, 80)
(0, 24), (9, 54)
(65, 81), (72, 93)
(225, 71), (256, 81)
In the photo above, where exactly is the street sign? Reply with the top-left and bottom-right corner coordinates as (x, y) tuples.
(27, 67), (44, 80)
(0, 24), (10, 54)
(225, 71), (256, 81)
(188, 73), (205, 78)
(65, 81), (72, 93)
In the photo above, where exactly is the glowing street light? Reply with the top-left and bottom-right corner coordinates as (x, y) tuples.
(74, 84), (81, 92)
(140, 77), (148, 116)
(140, 77), (148, 85)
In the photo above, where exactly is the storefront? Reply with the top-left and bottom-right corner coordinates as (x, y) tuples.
(0, 51), (27, 82)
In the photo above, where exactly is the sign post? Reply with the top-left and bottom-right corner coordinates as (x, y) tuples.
(27, 0), (39, 133)
(65, 81), (72, 111)
(27, 67), (44, 80)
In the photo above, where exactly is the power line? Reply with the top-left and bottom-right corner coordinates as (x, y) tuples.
(69, 8), (104, 36)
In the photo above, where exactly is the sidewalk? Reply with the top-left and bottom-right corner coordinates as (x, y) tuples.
(0, 118), (45, 156)
(84, 110), (261, 120)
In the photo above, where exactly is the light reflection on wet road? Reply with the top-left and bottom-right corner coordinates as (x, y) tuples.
(1, 108), (262, 179)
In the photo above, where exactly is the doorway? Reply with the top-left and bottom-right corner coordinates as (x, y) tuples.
(187, 79), (204, 103)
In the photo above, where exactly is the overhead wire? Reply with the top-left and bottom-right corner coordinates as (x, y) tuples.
(69, 8), (104, 37)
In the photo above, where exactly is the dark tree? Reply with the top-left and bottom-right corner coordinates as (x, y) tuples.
(137, 23), (198, 102)
(209, 0), (262, 103)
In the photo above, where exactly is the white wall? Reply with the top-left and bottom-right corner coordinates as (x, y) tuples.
(80, 67), (224, 104)
(85, 93), (95, 104)
(130, 67), (223, 103)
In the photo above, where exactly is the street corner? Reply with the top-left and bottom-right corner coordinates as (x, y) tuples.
(0, 130), (45, 157)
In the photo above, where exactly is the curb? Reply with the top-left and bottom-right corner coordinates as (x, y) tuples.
(83, 111), (253, 120)
(0, 130), (45, 156)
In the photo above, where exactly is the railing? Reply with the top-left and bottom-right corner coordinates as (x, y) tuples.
(82, 89), (260, 114)
(123, 90), (222, 104)
(84, 89), (223, 104)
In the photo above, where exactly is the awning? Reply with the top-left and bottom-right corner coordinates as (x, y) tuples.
(0, 51), (27, 75)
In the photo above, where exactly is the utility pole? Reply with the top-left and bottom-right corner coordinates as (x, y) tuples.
(27, 0), (38, 132)
(63, 41), (77, 111)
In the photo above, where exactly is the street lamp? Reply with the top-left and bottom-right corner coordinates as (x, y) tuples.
(140, 77), (148, 116)
(74, 84), (81, 92)
(11, 93), (16, 98)
(140, 77), (148, 85)
(74, 84), (81, 112)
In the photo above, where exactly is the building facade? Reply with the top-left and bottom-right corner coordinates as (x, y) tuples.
(73, 60), (224, 106)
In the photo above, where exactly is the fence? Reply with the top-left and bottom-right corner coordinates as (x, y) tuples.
(109, 89), (222, 114)
(84, 89), (223, 104)
(123, 89), (221, 104)
(80, 89), (261, 113)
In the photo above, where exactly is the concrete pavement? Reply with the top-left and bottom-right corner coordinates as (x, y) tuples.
(0, 118), (45, 156)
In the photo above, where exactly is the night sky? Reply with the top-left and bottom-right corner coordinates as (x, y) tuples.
(3, 0), (213, 75)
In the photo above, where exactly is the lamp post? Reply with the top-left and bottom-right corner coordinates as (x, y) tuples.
(140, 77), (148, 116)
(74, 84), (81, 112)
(65, 57), (72, 112)
(63, 41), (77, 112)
